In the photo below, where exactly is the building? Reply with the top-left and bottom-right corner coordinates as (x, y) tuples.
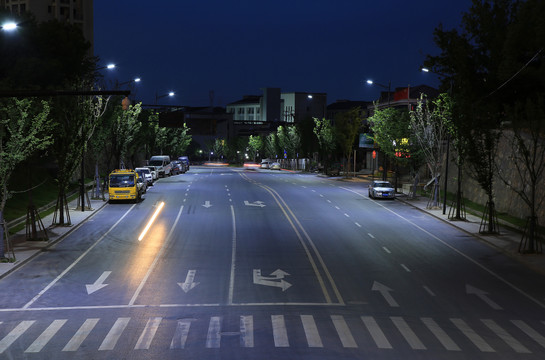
(226, 87), (327, 137)
(1, 0), (93, 51)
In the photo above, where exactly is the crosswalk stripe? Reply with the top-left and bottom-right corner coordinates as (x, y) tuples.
(99, 317), (130, 351)
(135, 317), (161, 350)
(361, 316), (392, 349)
(331, 315), (357, 348)
(0, 320), (35, 354)
(240, 315), (254, 347)
(170, 319), (192, 349)
(451, 318), (495, 352)
(421, 317), (460, 351)
(301, 315), (323, 347)
(25, 319), (67, 353)
(391, 316), (426, 350)
(482, 319), (530, 353)
(512, 320), (545, 348)
(271, 315), (289, 347)
(62, 318), (99, 352)
(206, 316), (221, 348)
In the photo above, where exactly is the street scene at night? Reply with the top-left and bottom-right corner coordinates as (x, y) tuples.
(1, 1), (544, 359)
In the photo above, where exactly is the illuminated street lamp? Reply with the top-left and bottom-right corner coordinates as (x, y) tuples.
(119, 77), (141, 87)
(366, 79), (392, 105)
(0, 22), (17, 31)
(155, 91), (175, 104)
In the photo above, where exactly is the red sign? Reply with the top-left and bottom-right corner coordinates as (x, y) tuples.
(372, 150), (376, 159)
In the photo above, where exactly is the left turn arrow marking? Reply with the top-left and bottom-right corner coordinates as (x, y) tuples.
(86, 271), (112, 295)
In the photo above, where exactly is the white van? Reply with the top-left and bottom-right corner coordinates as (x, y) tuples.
(148, 155), (172, 177)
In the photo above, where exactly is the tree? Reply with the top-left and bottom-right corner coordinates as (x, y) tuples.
(335, 108), (362, 177)
(313, 117), (336, 170)
(424, 0), (516, 231)
(0, 98), (52, 261)
(264, 132), (279, 159)
(109, 102), (142, 169)
(248, 135), (263, 162)
(277, 125), (301, 159)
(410, 94), (452, 208)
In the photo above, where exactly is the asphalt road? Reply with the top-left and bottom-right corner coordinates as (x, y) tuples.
(0, 166), (544, 359)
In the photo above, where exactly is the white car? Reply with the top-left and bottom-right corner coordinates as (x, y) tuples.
(368, 180), (395, 199)
(136, 167), (153, 187)
(269, 162), (281, 170)
(146, 166), (158, 180)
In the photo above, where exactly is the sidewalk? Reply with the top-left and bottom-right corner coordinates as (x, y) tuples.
(0, 197), (108, 279)
(395, 193), (545, 276)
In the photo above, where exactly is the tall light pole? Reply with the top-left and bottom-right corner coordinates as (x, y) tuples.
(367, 79), (392, 181)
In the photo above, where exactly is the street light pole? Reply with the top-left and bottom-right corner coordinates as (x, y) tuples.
(367, 79), (392, 181)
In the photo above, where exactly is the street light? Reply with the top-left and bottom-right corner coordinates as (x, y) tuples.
(155, 91), (175, 104)
(366, 79), (391, 105)
(118, 77), (141, 87)
(0, 22), (17, 31)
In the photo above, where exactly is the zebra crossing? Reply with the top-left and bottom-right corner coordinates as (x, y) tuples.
(0, 314), (544, 354)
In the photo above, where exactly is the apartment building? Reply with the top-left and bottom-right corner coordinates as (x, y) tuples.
(1, 0), (93, 51)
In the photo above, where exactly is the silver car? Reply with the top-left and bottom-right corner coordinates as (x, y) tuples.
(136, 167), (154, 186)
(368, 180), (395, 199)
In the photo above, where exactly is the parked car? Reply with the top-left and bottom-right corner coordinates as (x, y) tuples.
(368, 180), (395, 199)
(146, 166), (158, 180)
(178, 156), (190, 172)
(148, 155), (172, 177)
(170, 161), (184, 175)
(135, 167), (153, 187)
(260, 160), (271, 169)
(269, 162), (281, 170)
(326, 162), (343, 176)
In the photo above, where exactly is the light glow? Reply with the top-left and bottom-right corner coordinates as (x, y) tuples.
(138, 201), (165, 241)
(421, 67), (430, 72)
(366, 80), (373, 85)
(2, 22), (17, 31)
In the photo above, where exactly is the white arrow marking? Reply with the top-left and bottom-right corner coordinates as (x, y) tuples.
(86, 271), (111, 294)
(178, 270), (199, 293)
(372, 281), (399, 307)
(202, 201), (212, 208)
(466, 284), (503, 310)
(244, 200), (266, 208)
(253, 269), (291, 291)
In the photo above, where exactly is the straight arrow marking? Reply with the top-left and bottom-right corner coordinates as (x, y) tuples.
(466, 284), (503, 310)
(86, 271), (112, 295)
(202, 201), (212, 208)
(244, 201), (266, 208)
(372, 281), (399, 307)
(178, 270), (199, 293)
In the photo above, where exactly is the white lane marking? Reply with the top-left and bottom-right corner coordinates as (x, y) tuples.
(391, 316), (426, 349)
(135, 317), (162, 350)
(421, 317), (460, 351)
(99, 317), (130, 351)
(25, 319), (66, 353)
(129, 205), (184, 306)
(170, 319), (193, 349)
(206, 316), (221, 348)
(400, 264), (411, 272)
(240, 315), (254, 348)
(340, 186), (545, 310)
(512, 320), (545, 348)
(423, 286), (436, 296)
(344, 213), (350, 218)
(331, 315), (357, 348)
(272, 315), (289, 347)
(326, 200), (331, 203)
(0, 320), (35, 354)
(23, 205), (136, 309)
(301, 315), (323, 347)
(382, 247), (391, 254)
(62, 318), (99, 351)
(335, 206), (340, 210)
(361, 316), (392, 349)
(482, 319), (530, 353)
(368, 233), (375, 238)
(319, 194), (324, 197)
(355, 222), (362, 227)
(451, 318), (495, 352)
(228, 205), (237, 305)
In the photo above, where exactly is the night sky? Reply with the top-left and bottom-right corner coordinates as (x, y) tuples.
(94, 1), (473, 107)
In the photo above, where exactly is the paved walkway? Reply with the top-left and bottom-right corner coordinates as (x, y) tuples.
(1, 178), (543, 280)
(0, 197), (108, 279)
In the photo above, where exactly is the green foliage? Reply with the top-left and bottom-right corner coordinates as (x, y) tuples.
(0, 98), (53, 210)
(248, 135), (263, 161)
(313, 117), (335, 162)
(277, 125), (301, 159)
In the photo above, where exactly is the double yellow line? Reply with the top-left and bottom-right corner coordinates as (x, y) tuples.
(239, 173), (344, 305)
